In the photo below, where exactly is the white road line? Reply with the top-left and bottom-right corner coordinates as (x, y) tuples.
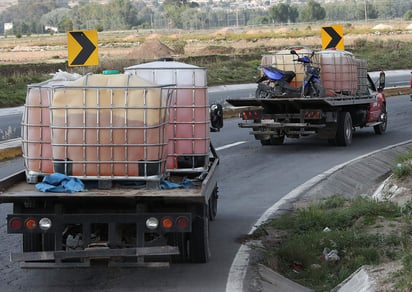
(215, 141), (247, 151)
(225, 245), (251, 292)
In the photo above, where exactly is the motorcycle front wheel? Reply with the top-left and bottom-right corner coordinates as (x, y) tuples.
(308, 82), (325, 98)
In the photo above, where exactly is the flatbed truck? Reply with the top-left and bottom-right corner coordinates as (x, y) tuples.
(0, 62), (224, 268)
(227, 49), (387, 146)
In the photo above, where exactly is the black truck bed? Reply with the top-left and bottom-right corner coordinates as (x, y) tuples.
(0, 158), (219, 203)
(226, 95), (375, 109)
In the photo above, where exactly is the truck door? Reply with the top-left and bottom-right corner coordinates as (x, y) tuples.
(367, 73), (386, 123)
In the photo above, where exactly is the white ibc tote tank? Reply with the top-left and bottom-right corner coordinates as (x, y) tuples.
(125, 60), (210, 173)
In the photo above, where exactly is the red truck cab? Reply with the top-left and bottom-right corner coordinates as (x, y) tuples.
(367, 72), (387, 134)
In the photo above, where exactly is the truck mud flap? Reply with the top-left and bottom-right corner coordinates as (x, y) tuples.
(11, 245), (179, 268)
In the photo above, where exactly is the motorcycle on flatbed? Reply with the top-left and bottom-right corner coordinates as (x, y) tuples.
(256, 49), (325, 99)
(228, 48), (387, 146)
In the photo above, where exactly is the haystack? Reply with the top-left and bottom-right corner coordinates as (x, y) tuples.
(372, 24), (393, 30)
(128, 38), (176, 60)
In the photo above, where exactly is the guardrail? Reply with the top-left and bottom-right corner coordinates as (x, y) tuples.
(0, 138), (22, 160)
(384, 86), (410, 97)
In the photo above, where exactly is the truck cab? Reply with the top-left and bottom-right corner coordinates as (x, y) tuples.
(367, 72), (387, 134)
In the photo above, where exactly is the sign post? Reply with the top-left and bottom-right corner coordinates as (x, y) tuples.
(67, 30), (98, 67)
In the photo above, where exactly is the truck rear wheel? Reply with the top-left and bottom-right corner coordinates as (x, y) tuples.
(335, 112), (352, 146)
(374, 106), (387, 135)
(189, 210), (210, 263)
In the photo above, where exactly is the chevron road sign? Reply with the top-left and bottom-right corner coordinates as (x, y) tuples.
(321, 25), (344, 50)
(67, 30), (98, 66)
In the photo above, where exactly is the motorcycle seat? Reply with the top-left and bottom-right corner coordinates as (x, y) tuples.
(263, 66), (296, 83)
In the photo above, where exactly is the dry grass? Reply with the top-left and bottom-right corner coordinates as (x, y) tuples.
(1, 21), (412, 65)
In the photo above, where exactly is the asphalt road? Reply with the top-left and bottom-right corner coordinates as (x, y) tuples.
(1, 94), (412, 291)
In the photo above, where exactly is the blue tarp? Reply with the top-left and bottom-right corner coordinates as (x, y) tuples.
(160, 178), (195, 190)
(35, 173), (193, 192)
(36, 173), (85, 193)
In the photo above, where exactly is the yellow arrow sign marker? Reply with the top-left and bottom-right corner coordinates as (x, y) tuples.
(321, 25), (344, 50)
(67, 30), (98, 67)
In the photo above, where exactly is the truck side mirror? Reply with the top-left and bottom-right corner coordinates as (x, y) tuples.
(378, 71), (385, 90)
(210, 104), (223, 132)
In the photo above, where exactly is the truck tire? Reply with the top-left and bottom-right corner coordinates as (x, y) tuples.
(189, 211), (210, 263)
(335, 112), (353, 146)
(374, 106), (387, 135)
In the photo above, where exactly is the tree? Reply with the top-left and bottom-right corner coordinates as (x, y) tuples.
(299, 0), (326, 22)
(163, 4), (186, 28)
(269, 4), (292, 23)
(357, 1), (378, 21)
(107, 0), (139, 29)
(269, 3), (298, 23)
(58, 17), (73, 32)
(162, 0), (201, 28)
(252, 15), (271, 25)
(289, 5), (299, 23)
(70, 3), (103, 30)
(376, 0), (398, 19)
(40, 7), (71, 28)
(0, 0), (56, 34)
(136, 5), (155, 29)
(404, 10), (412, 20)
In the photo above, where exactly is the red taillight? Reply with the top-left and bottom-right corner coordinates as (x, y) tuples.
(304, 111), (321, 119)
(25, 218), (37, 230)
(176, 216), (189, 229)
(9, 217), (23, 230)
(242, 110), (261, 120)
(161, 217), (174, 229)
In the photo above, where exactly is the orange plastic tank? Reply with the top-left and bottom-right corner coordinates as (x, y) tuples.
(50, 74), (172, 179)
(124, 61), (209, 173)
(317, 49), (359, 96)
(22, 79), (69, 182)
